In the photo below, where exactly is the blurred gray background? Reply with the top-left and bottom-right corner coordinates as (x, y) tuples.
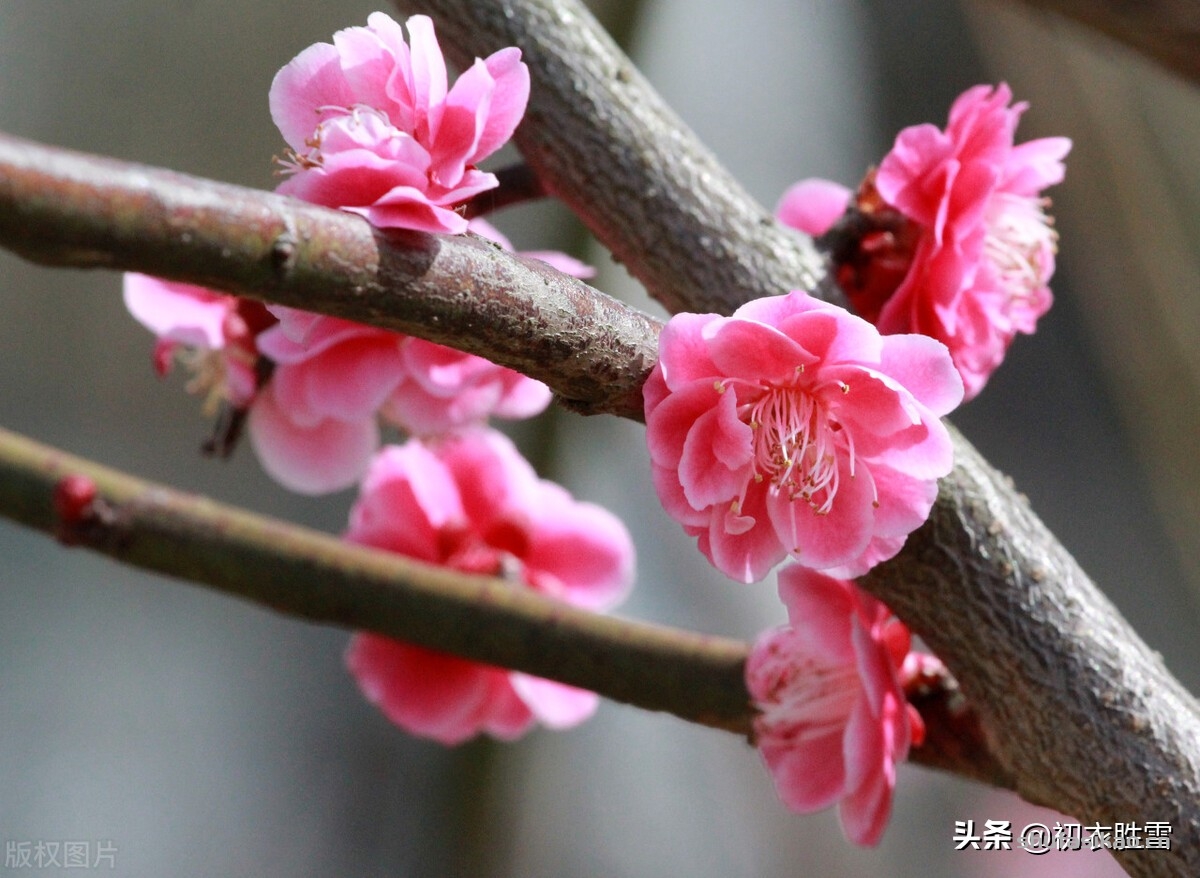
(0, 0), (1194, 875)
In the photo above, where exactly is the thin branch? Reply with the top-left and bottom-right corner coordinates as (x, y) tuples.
(1005, 0), (1200, 85)
(0, 423), (1004, 787)
(0, 424), (748, 732)
(0, 132), (654, 420)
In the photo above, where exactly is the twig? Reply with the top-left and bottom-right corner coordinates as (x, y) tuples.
(0, 132), (655, 420)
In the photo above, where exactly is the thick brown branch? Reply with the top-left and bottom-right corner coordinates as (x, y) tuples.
(1006, 0), (1200, 84)
(397, 2), (1200, 873)
(0, 132), (654, 420)
(0, 130), (1006, 787)
(392, 0), (827, 316)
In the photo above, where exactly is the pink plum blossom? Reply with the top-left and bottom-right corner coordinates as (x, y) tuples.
(644, 290), (962, 583)
(343, 428), (634, 744)
(270, 12), (530, 234)
(746, 567), (923, 846)
(246, 217), (597, 494)
(123, 274), (275, 410)
(246, 310), (554, 494)
(776, 84), (1070, 400)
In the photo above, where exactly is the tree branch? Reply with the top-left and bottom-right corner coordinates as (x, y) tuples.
(0, 132), (654, 420)
(396, 2), (1200, 873)
(0, 130), (1002, 785)
(0, 424), (749, 733)
(394, 0), (828, 316)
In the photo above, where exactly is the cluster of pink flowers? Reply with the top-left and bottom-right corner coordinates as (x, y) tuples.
(125, 14), (634, 745)
(345, 429), (633, 743)
(126, 27), (1071, 852)
(643, 287), (963, 844)
(645, 82), (1070, 845)
(777, 84), (1071, 399)
(125, 15), (563, 495)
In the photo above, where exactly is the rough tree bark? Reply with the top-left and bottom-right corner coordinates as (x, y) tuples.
(397, 2), (1200, 874)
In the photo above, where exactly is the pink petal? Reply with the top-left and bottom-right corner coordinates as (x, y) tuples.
(346, 634), (511, 745)
(704, 483), (787, 583)
(767, 457), (875, 572)
(269, 41), (354, 150)
(474, 47), (530, 161)
(644, 379), (721, 467)
(247, 383), (378, 494)
(875, 123), (953, 224)
(404, 15), (448, 141)
(877, 333), (964, 417)
(778, 307), (881, 367)
(776, 567), (857, 662)
(732, 288), (829, 326)
(523, 487), (635, 610)
(510, 674), (599, 729)
(678, 390), (753, 509)
(1003, 136), (1071, 195)
(270, 337), (406, 425)
(655, 313), (723, 389)
(775, 178), (852, 236)
(432, 428), (538, 525)
(123, 274), (232, 349)
(345, 449), (457, 563)
(761, 729), (848, 813)
(431, 57), (494, 184)
(707, 319), (819, 385)
(333, 19), (401, 119)
(861, 466), (940, 539)
(519, 250), (595, 278)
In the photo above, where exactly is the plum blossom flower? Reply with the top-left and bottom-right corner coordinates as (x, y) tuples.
(247, 218), (591, 494)
(123, 274), (275, 411)
(746, 567), (923, 846)
(776, 84), (1070, 399)
(644, 290), (962, 583)
(343, 428), (634, 744)
(270, 12), (530, 234)
(248, 310), (553, 494)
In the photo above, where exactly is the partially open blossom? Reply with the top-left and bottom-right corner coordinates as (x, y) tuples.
(344, 428), (634, 744)
(123, 274), (275, 410)
(246, 216), (593, 494)
(246, 309), (554, 494)
(776, 84), (1070, 400)
(747, 567), (923, 846)
(645, 290), (962, 583)
(270, 12), (530, 234)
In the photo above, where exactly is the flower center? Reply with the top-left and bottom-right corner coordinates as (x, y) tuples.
(278, 104), (396, 173)
(759, 647), (861, 743)
(983, 192), (1058, 307)
(745, 385), (851, 516)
